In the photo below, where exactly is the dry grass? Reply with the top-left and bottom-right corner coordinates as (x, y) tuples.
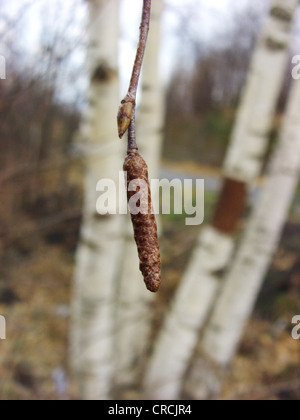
(0, 244), (73, 400)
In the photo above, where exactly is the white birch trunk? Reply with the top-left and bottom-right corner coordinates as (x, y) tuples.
(223, 0), (299, 182)
(114, 0), (164, 393)
(185, 76), (300, 399)
(143, 0), (299, 400)
(70, 0), (124, 400)
(202, 77), (300, 366)
(144, 227), (234, 399)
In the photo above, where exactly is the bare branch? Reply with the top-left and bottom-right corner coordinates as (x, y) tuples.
(117, 0), (152, 141)
(127, 108), (138, 153)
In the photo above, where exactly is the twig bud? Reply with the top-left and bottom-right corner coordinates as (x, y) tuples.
(117, 100), (134, 138)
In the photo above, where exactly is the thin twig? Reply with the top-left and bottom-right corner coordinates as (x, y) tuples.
(127, 108), (138, 153)
(125, 0), (151, 103)
(117, 0), (152, 141)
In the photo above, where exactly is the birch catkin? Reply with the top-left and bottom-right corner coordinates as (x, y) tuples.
(118, 0), (160, 292)
(124, 152), (161, 293)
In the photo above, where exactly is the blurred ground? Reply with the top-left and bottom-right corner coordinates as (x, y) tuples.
(0, 162), (299, 400)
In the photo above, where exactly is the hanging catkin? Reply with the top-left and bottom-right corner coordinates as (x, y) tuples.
(124, 152), (161, 293)
(118, 0), (161, 292)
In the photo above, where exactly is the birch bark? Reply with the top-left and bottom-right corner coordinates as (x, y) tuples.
(185, 75), (300, 399)
(70, 0), (123, 400)
(202, 75), (300, 366)
(224, 0), (299, 182)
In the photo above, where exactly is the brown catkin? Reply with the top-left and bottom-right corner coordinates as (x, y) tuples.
(124, 152), (161, 293)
